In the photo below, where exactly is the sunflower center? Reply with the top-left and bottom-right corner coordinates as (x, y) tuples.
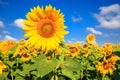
(43, 24), (52, 34)
(37, 20), (56, 38)
(23, 53), (30, 58)
(103, 61), (114, 69)
(70, 47), (78, 53)
(89, 35), (94, 41)
(83, 44), (88, 48)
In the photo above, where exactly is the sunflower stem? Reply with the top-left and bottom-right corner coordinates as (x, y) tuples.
(11, 75), (13, 80)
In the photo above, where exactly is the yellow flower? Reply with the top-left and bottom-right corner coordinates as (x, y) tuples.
(75, 42), (81, 48)
(19, 39), (26, 45)
(86, 34), (95, 44)
(21, 52), (31, 61)
(47, 56), (51, 60)
(0, 68), (2, 74)
(64, 53), (71, 57)
(0, 41), (16, 55)
(13, 41), (37, 57)
(105, 43), (112, 49)
(99, 52), (104, 58)
(83, 50), (91, 57)
(13, 45), (23, 57)
(67, 43), (80, 57)
(96, 59), (116, 75)
(30, 49), (38, 57)
(67, 43), (73, 47)
(92, 44), (99, 49)
(109, 53), (120, 62)
(23, 5), (69, 53)
(55, 46), (62, 54)
(0, 60), (6, 74)
(81, 44), (88, 51)
(101, 44), (113, 56)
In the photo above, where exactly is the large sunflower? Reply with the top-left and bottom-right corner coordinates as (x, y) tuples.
(23, 5), (69, 53)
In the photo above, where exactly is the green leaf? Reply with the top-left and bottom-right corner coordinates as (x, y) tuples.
(62, 69), (80, 80)
(111, 72), (120, 80)
(18, 64), (36, 76)
(30, 70), (38, 75)
(102, 75), (110, 80)
(116, 60), (120, 69)
(6, 61), (15, 67)
(89, 48), (96, 53)
(62, 70), (74, 80)
(15, 76), (25, 80)
(87, 66), (95, 70)
(0, 72), (9, 79)
(34, 54), (58, 78)
(59, 56), (64, 64)
(87, 55), (95, 61)
(58, 76), (66, 80)
(60, 57), (83, 79)
(61, 57), (83, 71)
(113, 49), (120, 57)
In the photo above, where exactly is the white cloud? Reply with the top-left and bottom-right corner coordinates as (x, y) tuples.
(103, 33), (119, 37)
(71, 16), (82, 22)
(66, 39), (77, 43)
(0, 21), (4, 28)
(66, 38), (86, 45)
(86, 27), (102, 35)
(94, 4), (120, 29)
(67, 40), (73, 43)
(2, 30), (10, 34)
(14, 18), (24, 28)
(4, 35), (17, 41)
(80, 41), (86, 45)
(66, 38), (80, 44)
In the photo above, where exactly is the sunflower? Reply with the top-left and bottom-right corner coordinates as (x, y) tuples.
(86, 34), (95, 44)
(19, 39), (26, 45)
(67, 43), (73, 47)
(101, 43), (113, 56)
(23, 5), (69, 53)
(0, 41), (16, 55)
(75, 42), (81, 48)
(81, 44), (88, 51)
(21, 52), (31, 61)
(67, 43), (80, 57)
(0, 60), (7, 74)
(109, 53), (120, 62)
(96, 59), (116, 75)
(83, 50), (91, 57)
(105, 43), (112, 48)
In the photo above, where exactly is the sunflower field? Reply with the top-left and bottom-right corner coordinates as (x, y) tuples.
(0, 5), (120, 80)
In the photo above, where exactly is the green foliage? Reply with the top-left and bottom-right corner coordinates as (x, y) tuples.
(113, 49), (120, 57)
(60, 57), (83, 79)
(0, 43), (120, 80)
(0, 72), (9, 80)
(34, 54), (57, 77)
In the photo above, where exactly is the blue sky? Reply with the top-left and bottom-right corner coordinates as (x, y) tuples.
(0, 0), (120, 45)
